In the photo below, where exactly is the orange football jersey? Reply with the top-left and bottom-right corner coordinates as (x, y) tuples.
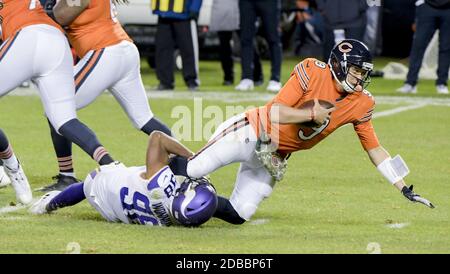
(66, 0), (131, 58)
(246, 58), (380, 155)
(0, 0), (62, 41)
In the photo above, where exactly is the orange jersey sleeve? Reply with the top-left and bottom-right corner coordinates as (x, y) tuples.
(353, 120), (380, 151)
(66, 0), (131, 58)
(352, 92), (380, 151)
(0, 0), (63, 41)
(271, 75), (304, 107)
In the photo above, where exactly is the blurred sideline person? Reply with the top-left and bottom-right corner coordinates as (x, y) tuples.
(152, 0), (202, 91)
(236, 0), (283, 92)
(0, 0), (116, 192)
(38, 0), (176, 191)
(316, 0), (368, 61)
(184, 40), (434, 224)
(31, 131), (218, 227)
(0, 129), (32, 204)
(397, 0), (450, 94)
(293, 0), (323, 56)
(209, 0), (264, 86)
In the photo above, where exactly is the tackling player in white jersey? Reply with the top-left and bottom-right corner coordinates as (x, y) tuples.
(30, 131), (218, 227)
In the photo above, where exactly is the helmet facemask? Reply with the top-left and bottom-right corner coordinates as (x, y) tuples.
(344, 63), (372, 92)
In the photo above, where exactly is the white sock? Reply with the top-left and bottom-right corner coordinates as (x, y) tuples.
(60, 172), (75, 178)
(2, 155), (19, 171)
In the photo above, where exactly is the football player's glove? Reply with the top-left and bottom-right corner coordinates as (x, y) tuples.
(401, 185), (435, 209)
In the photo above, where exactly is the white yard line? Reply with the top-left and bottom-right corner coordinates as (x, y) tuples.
(249, 218), (270, 225)
(0, 216), (30, 221)
(372, 103), (428, 119)
(0, 204), (27, 215)
(8, 87), (446, 121)
(10, 87), (450, 106)
(385, 222), (410, 229)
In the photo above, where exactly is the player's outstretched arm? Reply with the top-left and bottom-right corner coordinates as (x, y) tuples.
(367, 146), (434, 208)
(143, 131), (194, 179)
(270, 99), (336, 125)
(52, 0), (91, 26)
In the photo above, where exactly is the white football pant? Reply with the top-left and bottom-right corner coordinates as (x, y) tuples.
(74, 40), (153, 129)
(0, 24), (77, 130)
(187, 113), (276, 221)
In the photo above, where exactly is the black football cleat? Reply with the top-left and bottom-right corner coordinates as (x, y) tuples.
(35, 174), (82, 192)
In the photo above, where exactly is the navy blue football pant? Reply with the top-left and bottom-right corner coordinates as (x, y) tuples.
(406, 3), (450, 86)
(239, 0), (282, 82)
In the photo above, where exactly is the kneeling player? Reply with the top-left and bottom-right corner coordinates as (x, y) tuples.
(30, 132), (218, 227)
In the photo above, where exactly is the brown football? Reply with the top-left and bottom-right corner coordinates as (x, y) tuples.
(298, 99), (335, 127)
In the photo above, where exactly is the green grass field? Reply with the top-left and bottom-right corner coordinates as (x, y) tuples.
(0, 58), (449, 254)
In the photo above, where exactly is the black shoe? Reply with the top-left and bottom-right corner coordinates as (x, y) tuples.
(188, 84), (199, 91)
(36, 174), (82, 192)
(223, 80), (234, 86)
(153, 84), (174, 91)
(254, 79), (264, 87)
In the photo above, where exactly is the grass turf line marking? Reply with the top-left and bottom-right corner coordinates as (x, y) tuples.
(0, 204), (27, 215)
(385, 223), (410, 229)
(11, 87), (450, 106)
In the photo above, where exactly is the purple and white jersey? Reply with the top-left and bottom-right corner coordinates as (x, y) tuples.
(83, 163), (179, 226)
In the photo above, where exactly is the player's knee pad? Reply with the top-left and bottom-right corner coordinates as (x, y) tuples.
(234, 202), (258, 221)
(230, 183), (273, 221)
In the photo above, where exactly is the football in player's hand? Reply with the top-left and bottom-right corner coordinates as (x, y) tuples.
(298, 99), (335, 127)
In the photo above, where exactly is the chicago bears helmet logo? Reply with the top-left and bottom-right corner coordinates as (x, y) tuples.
(338, 42), (353, 53)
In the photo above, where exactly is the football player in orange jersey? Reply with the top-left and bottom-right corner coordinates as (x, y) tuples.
(184, 39), (434, 224)
(37, 0), (178, 192)
(0, 0), (116, 200)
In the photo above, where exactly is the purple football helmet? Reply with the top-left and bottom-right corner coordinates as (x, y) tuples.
(170, 177), (218, 227)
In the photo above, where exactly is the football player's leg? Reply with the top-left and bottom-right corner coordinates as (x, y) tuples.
(225, 158), (275, 223)
(30, 182), (86, 215)
(436, 10), (450, 87)
(74, 48), (116, 109)
(256, 0), (282, 82)
(33, 30), (114, 166)
(187, 114), (256, 178)
(0, 30), (34, 96)
(0, 129), (19, 171)
(44, 48), (115, 181)
(109, 42), (172, 136)
(47, 118), (74, 177)
(46, 182), (86, 211)
(0, 129), (32, 204)
(405, 5), (437, 86)
(36, 72), (115, 166)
